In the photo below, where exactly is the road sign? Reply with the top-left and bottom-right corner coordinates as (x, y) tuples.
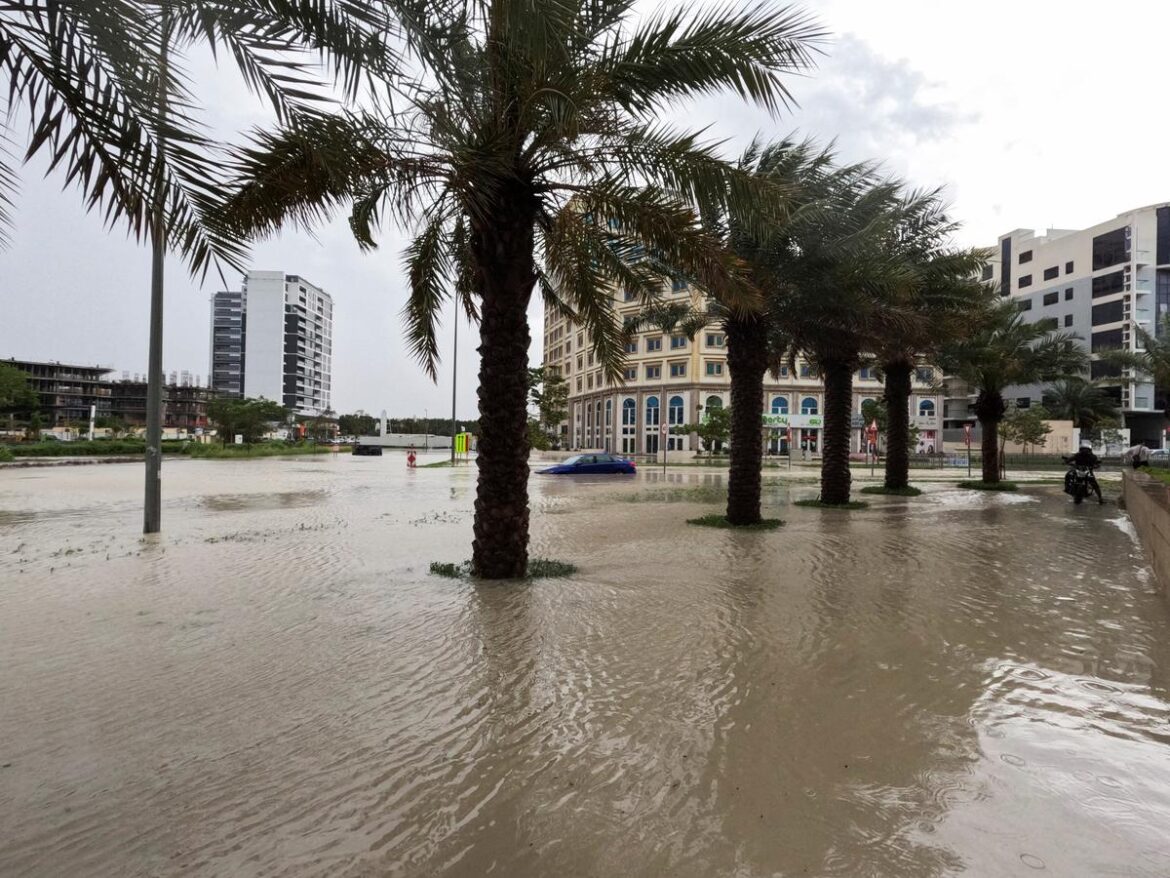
(660, 423), (667, 435)
(850, 413), (864, 429)
(964, 423), (973, 447)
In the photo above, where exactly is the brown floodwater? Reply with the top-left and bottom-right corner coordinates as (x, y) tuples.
(1, 456), (1168, 877)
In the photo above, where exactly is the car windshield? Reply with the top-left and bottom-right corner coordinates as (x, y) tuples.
(562, 455), (584, 466)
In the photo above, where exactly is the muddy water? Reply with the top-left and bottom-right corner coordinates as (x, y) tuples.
(1, 457), (1168, 877)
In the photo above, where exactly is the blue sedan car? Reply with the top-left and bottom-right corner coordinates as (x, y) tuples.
(539, 453), (637, 475)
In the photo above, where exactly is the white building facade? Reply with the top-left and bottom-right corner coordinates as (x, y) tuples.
(951, 204), (1170, 445)
(209, 271), (334, 416)
(543, 284), (941, 456)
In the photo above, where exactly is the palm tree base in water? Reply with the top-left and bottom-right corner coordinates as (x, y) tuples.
(794, 498), (869, 510)
(687, 514), (784, 530)
(956, 480), (1018, 492)
(860, 485), (923, 496)
(429, 558), (577, 580)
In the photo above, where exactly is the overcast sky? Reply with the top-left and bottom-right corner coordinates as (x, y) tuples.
(1, 0), (1166, 416)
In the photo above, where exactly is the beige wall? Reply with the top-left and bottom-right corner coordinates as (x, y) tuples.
(1121, 471), (1170, 598)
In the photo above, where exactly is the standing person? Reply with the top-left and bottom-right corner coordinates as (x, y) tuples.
(1123, 442), (1151, 470)
(407, 444), (417, 468)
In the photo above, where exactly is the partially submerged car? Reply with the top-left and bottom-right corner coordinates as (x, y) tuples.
(539, 453), (636, 475)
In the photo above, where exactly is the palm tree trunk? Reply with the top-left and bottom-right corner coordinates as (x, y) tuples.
(973, 389), (1006, 484)
(469, 197), (537, 578)
(725, 312), (766, 525)
(882, 360), (912, 490)
(820, 356), (854, 505)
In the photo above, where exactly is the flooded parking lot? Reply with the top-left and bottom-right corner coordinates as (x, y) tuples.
(1, 456), (1168, 877)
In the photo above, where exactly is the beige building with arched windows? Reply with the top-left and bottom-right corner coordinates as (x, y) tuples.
(541, 282), (942, 456)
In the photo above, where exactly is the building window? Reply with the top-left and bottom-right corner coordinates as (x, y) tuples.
(576, 377), (582, 391)
(670, 362), (686, 378)
(1019, 250), (1033, 264)
(1092, 299), (1125, 326)
(622, 398), (636, 425)
(771, 396), (789, 414)
(1042, 291), (1059, 306)
(646, 364), (661, 380)
(916, 367), (934, 383)
(1036, 317), (1059, 332)
(577, 356), (583, 371)
(587, 375), (594, 389)
(706, 395), (723, 410)
(801, 396), (818, 415)
(670, 335), (687, 350)
(705, 362), (723, 376)
(1091, 329), (1124, 352)
(1016, 397), (1031, 408)
(646, 337), (662, 352)
(1065, 261), (1075, 274)
(800, 363), (819, 378)
(1018, 299), (1033, 311)
(668, 395), (685, 425)
(1018, 274), (1033, 288)
(918, 399), (936, 417)
(623, 367), (637, 381)
(624, 340), (638, 354)
(1091, 360), (1122, 380)
(706, 333), (726, 347)
(1064, 314), (1074, 327)
(1065, 288), (1074, 300)
(1043, 266), (1059, 281)
(645, 396), (659, 425)
(858, 366), (875, 380)
(1092, 270), (1125, 298)
(624, 289), (637, 302)
(1092, 227), (1129, 271)
(671, 278), (688, 292)
(981, 265), (994, 281)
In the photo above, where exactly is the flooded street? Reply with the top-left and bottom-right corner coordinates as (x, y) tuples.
(1, 457), (1168, 877)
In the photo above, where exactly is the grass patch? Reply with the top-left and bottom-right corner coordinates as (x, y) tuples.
(0, 446), (13, 462)
(187, 442), (332, 459)
(860, 485), (923, 497)
(428, 557), (578, 580)
(1141, 468), (1170, 487)
(687, 513), (784, 530)
(957, 480), (1019, 492)
(794, 498), (870, 510)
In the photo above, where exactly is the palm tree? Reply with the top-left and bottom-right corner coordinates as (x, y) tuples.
(938, 301), (1087, 484)
(715, 138), (839, 525)
(1041, 378), (1118, 430)
(771, 176), (908, 505)
(873, 194), (991, 490)
(220, 1), (825, 577)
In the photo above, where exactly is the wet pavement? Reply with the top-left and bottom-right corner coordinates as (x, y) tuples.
(1, 456), (1168, 877)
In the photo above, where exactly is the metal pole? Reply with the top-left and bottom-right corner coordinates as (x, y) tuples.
(424, 408), (429, 450)
(661, 381), (666, 476)
(144, 11), (169, 535)
(450, 309), (458, 465)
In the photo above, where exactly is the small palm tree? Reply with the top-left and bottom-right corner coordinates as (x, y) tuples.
(938, 301), (1086, 484)
(1041, 379), (1119, 430)
(873, 194), (991, 491)
(220, 1), (825, 577)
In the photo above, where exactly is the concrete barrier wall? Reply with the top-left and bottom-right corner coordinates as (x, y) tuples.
(1122, 471), (1170, 597)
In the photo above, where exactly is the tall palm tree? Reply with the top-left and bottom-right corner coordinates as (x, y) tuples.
(772, 176), (908, 505)
(715, 138), (839, 525)
(1041, 378), (1118, 430)
(937, 301), (1086, 484)
(220, 0), (825, 577)
(873, 194), (991, 490)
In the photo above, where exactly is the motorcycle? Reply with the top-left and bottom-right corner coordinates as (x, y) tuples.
(1062, 456), (1099, 505)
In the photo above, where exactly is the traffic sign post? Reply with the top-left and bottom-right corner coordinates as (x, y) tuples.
(964, 423), (973, 478)
(660, 421), (668, 475)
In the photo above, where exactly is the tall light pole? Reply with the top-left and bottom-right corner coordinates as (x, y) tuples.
(144, 10), (170, 535)
(450, 308), (458, 465)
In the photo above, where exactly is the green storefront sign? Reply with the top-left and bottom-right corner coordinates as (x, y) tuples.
(761, 413), (823, 429)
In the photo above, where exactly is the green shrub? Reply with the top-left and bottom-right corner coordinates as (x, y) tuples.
(686, 513), (783, 530)
(956, 480), (1019, 492)
(860, 485), (923, 497)
(794, 498), (870, 510)
(0, 445), (14, 462)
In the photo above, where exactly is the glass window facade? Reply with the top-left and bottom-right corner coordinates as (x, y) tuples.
(1042, 291), (1059, 306)
(1091, 329), (1124, 352)
(1092, 270), (1125, 298)
(1092, 300), (1125, 326)
(1092, 227), (1129, 270)
(1043, 266), (1059, 281)
(1019, 274), (1033, 288)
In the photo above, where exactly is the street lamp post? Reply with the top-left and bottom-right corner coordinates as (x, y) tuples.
(450, 309), (458, 465)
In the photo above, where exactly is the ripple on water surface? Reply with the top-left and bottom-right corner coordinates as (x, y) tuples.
(0, 460), (1168, 877)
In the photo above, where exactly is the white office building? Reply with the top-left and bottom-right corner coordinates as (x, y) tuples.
(949, 204), (1170, 445)
(209, 271), (334, 416)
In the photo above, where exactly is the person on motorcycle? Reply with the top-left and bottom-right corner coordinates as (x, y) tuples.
(1064, 444), (1104, 504)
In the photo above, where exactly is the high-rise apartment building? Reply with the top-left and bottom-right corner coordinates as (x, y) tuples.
(948, 203), (1170, 444)
(542, 283), (941, 455)
(209, 271), (334, 416)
